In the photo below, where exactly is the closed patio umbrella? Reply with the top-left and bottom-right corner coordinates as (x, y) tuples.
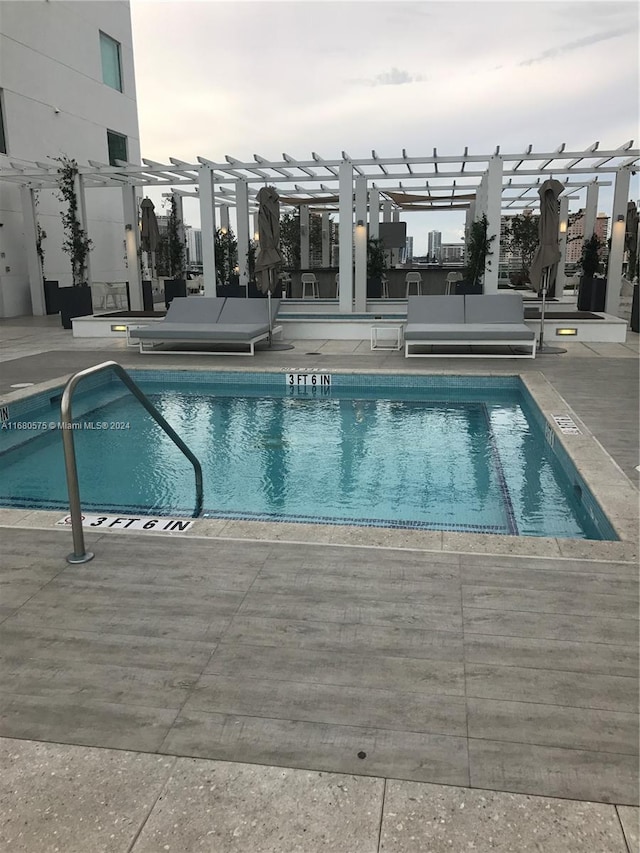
(140, 198), (160, 278)
(255, 186), (282, 294)
(529, 179), (566, 354)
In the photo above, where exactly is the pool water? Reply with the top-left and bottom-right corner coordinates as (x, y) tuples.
(0, 374), (613, 539)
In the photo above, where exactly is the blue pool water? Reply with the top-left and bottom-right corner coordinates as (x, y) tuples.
(0, 372), (614, 539)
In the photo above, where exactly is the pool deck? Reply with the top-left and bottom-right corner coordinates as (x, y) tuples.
(0, 315), (638, 852)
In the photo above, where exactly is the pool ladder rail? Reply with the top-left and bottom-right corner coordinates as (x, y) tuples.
(60, 360), (204, 564)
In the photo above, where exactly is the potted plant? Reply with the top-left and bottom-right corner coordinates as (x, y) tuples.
(577, 234), (605, 311)
(55, 156), (94, 328)
(34, 190), (59, 314)
(461, 214), (495, 294)
(163, 196), (187, 307)
(367, 237), (386, 298)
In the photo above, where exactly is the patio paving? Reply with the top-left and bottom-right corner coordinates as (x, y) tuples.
(0, 315), (638, 850)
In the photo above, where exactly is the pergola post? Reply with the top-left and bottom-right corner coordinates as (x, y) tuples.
(20, 186), (45, 315)
(605, 167), (631, 315)
(235, 180), (250, 293)
(391, 209), (401, 266)
(219, 204), (229, 233)
(583, 182), (599, 239)
(338, 161), (353, 313)
(121, 184), (142, 310)
(300, 205), (310, 268)
(76, 174), (92, 287)
(198, 165), (217, 296)
(321, 211), (330, 267)
(484, 154), (503, 294)
(368, 190), (380, 239)
(556, 195), (569, 295)
(354, 175), (367, 312)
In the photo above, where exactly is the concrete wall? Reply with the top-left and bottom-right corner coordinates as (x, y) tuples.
(0, 0), (140, 316)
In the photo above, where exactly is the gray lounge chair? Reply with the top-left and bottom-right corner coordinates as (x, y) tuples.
(129, 296), (281, 355)
(404, 294), (536, 358)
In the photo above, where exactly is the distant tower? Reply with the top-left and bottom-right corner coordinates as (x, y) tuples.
(427, 230), (442, 262)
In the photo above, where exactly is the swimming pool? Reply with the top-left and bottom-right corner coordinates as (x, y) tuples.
(0, 371), (615, 540)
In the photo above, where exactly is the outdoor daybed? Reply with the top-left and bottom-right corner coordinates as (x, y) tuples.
(404, 293), (537, 358)
(128, 296), (282, 355)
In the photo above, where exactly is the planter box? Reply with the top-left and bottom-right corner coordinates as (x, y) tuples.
(367, 277), (382, 298)
(164, 279), (187, 308)
(58, 287), (93, 329)
(578, 276), (606, 312)
(43, 280), (60, 315)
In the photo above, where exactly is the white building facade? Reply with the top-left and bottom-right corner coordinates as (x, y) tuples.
(0, 0), (140, 316)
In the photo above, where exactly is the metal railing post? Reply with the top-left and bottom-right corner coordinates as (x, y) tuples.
(60, 360), (203, 564)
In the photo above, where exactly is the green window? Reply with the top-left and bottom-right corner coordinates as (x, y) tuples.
(107, 130), (128, 166)
(100, 31), (122, 92)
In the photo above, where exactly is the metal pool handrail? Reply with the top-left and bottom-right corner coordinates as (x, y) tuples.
(60, 360), (204, 564)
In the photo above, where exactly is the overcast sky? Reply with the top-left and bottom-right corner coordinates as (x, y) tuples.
(130, 0), (639, 252)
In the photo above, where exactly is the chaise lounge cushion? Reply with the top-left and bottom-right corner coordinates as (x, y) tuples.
(464, 293), (526, 324)
(404, 296), (467, 341)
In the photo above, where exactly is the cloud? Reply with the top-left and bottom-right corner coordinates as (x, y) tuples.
(519, 26), (629, 66)
(354, 67), (425, 87)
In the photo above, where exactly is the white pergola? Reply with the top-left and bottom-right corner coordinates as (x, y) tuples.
(3, 141), (637, 316)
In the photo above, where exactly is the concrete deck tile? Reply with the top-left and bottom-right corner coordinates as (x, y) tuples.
(0, 738), (176, 853)
(184, 674), (468, 736)
(465, 662), (637, 712)
(61, 559), (262, 593)
(0, 693), (177, 751)
(379, 780), (629, 853)
(131, 759), (383, 853)
(463, 606), (640, 645)
(464, 633), (639, 677)
(0, 658), (198, 710)
(616, 805), (640, 852)
(0, 581), (53, 609)
(237, 590), (462, 630)
(462, 585), (639, 618)
(442, 531), (562, 556)
(223, 616), (464, 660)
(469, 739), (639, 805)
(458, 552), (639, 576)
(556, 539), (639, 563)
(161, 711), (470, 787)
(0, 625), (217, 673)
(461, 563), (639, 596)
(467, 697), (639, 755)
(251, 568), (460, 600)
(6, 598), (236, 643)
(205, 643), (465, 695)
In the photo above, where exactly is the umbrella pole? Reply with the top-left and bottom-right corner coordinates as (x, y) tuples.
(537, 266), (566, 355)
(267, 284), (272, 346)
(539, 269), (548, 351)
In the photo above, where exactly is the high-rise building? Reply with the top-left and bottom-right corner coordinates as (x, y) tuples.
(427, 231), (442, 261)
(440, 244), (465, 264)
(185, 227), (203, 267)
(401, 236), (413, 264)
(566, 211), (609, 263)
(0, 1), (140, 316)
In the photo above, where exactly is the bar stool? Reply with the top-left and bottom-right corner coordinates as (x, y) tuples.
(445, 272), (463, 294)
(301, 272), (319, 299)
(334, 273), (339, 298)
(381, 275), (390, 299)
(405, 271), (422, 296)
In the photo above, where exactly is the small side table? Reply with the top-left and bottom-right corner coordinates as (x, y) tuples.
(371, 325), (403, 351)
